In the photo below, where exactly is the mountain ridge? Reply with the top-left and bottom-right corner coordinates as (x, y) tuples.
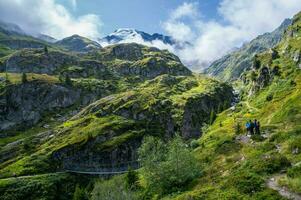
(205, 18), (292, 81)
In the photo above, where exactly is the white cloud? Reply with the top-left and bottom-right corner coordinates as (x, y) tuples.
(70, 0), (77, 10)
(170, 2), (198, 20)
(163, 0), (301, 71)
(0, 0), (102, 39)
(163, 2), (197, 41)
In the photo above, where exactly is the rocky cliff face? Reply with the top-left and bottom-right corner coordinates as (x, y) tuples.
(48, 75), (233, 169)
(0, 81), (81, 130)
(55, 35), (102, 52)
(2, 49), (79, 74)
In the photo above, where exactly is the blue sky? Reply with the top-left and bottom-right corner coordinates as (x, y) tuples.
(58, 0), (221, 35)
(0, 0), (301, 70)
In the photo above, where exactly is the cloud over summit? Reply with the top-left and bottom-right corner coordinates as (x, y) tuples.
(0, 0), (102, 39)
(163, 0), (301, 71)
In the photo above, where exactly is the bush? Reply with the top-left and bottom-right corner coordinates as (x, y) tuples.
(125, 168), (139, 189)
(190, 139), (200, 149)
(209, 109), (216, 125)
(215, 139), (241, 155)
(22, 73), (27, 83)
(249, 153), (291, 174)
(231, 172), (264, 194)
(138, 135), (200, 195)
(65, 74), (72, 86)
(251, 71), (258, 81)
(91, 176), (139, 200)
(287, 165), (301, 178)
(253, 189), (284, 200)
(253, 55), (261, 69)
(266, 93), (273, 101)
(251, 134), (265, 142)
(234, 122), (242, 135)
(73, 184), (88, 200)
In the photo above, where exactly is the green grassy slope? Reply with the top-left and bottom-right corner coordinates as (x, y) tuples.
(167, 11), (301, 200)
(0, 74), (231, 178)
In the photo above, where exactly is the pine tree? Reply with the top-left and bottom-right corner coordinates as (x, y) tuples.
(125, 167), (139, 189)
(5, 72), (10, 84)
(217, 103), (222, 113)
(209, 109), (215, 125)
(223, 100), (229, 110)
(44, 45), (48, 55)
(22, 73), (27, 83)
(65, 74), (72, 86)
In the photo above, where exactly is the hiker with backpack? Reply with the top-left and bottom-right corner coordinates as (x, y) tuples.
(254, 119), (261, 135)
(249, 120), (255, 135)
(245, 121), (251, 135)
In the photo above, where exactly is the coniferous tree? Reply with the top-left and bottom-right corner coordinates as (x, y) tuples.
(22, 73), (27, 83)
(209, 109), (215, 125)
(217, 103), (222, 113)
(65, 74), (72, 86)
(223, 100), (229, 110)
(125, 167), (139, 189)
(5, 72), (10, 84)
(44, 45), (48, 55)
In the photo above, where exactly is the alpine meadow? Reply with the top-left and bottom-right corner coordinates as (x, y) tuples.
(0, 1), (301, 200)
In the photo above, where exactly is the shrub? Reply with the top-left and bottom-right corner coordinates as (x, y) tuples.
(251, 134), (265, 142)
(73, 184), (88, 200)
(253, 55), (261, 69)
(138, 135), (200, 195)
(234, 122), (242, 135)
(249, 153), (291, 174)
(231, 172), (264, 194)
(91, 176), (139, 200)
(209, 109), (216, 125)
(287, 165), (301, 178)
(65, 74), (72, 86)
(190, 139), (200, 149)
(253, 189), (284, 200)
(266, 93), (273, 101)
(215, 139), (241, 155)
(44, 45), (48, 55)
(251, 71), (258, 81)
(22, 73), (27, 83)
(125, 167), (139, 189)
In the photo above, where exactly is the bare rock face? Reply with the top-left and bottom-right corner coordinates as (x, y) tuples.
(3, 49), (79, 74)
(0, 81), (81, 130)
(111, 44), (143, 61)
(116, 58), (191, 79)
(181, 86), (233, 139)
(52, 133), (141, 171)
(256, 66), (271, 89)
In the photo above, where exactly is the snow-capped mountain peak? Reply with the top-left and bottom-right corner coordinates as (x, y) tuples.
(98, 28), (175, 47)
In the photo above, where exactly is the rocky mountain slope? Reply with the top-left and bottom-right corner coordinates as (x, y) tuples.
(55, 35), (102, 52)
(169, 11), (301, 200)
(1, 10), (300, 200)
(0, 20), (234, 200)
(206, 18), (292, 81)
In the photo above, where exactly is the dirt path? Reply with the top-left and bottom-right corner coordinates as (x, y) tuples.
(267, 174), (301, 200)
(243, 101), (259, 112)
